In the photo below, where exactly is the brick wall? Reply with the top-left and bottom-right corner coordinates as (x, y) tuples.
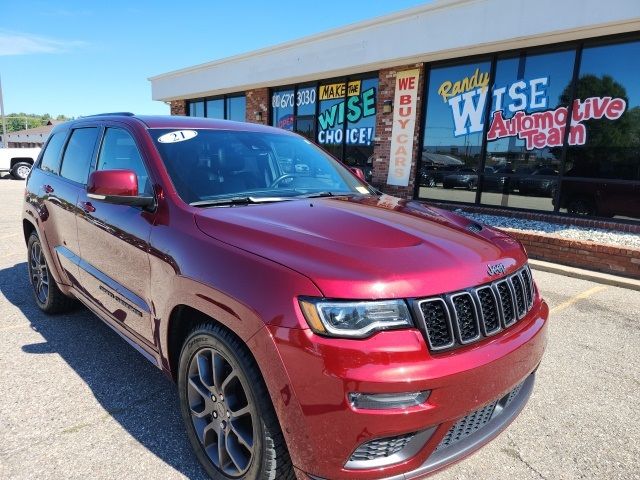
(245, 88), (269, 125)
(372, 64), (425, 199)
(170, 100), (187, 116)
(505, 230), (640, 279)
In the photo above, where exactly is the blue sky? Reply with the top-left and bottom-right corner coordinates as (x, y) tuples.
(1, 1), (429, 117)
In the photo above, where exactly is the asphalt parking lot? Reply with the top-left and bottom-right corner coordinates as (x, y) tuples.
(0, 177), (638, 480)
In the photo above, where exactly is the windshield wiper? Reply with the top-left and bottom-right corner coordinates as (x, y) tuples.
(189, 196), (293, 207)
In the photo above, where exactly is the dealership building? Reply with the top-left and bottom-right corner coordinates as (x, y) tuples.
(150, 0), (640, 224)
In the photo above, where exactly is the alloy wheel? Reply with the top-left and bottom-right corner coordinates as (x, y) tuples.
(187, 347), (256, 477)
(16, 165), (31, 179)
(28, 240), (49, 304)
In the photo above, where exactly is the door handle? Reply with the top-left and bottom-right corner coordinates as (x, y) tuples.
(80, 201), (96, 213)
(43, 184), (54, 194)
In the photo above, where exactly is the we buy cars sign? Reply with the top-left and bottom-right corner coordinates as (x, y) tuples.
(387, 69), (420, 187)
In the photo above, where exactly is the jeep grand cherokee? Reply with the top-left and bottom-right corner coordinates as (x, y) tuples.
(23, 113), (548, 480)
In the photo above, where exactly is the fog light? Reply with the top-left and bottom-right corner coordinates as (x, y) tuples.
(349, 390), (430, 410)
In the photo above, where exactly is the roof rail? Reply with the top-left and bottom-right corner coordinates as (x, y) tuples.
(83, 112), (135, 117)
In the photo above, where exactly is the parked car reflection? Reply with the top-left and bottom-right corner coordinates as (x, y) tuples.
(518, 167), (559, 197)
(443, 168), (478, 190)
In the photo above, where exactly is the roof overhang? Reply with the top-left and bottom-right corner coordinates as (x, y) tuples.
(149, 0), (640, 102)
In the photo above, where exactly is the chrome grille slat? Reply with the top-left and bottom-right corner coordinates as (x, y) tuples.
(415, 266), (535, 352)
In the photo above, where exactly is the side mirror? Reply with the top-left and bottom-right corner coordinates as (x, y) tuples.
(349, 167), (366, 182)
(87, 169), (154, 208)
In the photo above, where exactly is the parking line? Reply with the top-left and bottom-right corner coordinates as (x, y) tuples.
(550, 285), (607, 314)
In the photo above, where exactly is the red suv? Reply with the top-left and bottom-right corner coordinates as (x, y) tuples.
(23, 114), (548, 480)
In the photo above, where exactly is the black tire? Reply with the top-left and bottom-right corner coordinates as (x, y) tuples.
(27, 232), (77, 314)
(11, 162), (32, 180)
(178, 323), (295, 480)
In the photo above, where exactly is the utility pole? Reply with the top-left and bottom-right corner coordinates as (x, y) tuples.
(0, 74), (6, 148)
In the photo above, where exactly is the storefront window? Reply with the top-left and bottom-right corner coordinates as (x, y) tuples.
(316, 77), (378, 175)
(344, 77), (377, 180)
(189, 100), (205, 117)
(560, 40), (640, 219)
(226, 96), (246, 122)
(420, 60), (491, 203)
(481, 49), (575, 211)
(271, 89), (295, 130)
(317, 81), (349, 159)
(188, 94), (246, 121)
(206, 99), (224, 119)
(419, 36), (640, 222)
(295, 86), (317, 140)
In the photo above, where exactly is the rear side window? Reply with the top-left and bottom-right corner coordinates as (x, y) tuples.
(96, 128), (152, 194)
(40, 132), (67, 174)
(60, 128), (99, 184)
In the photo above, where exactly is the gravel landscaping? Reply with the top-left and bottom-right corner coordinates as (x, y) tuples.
(456, 210), (640, 250)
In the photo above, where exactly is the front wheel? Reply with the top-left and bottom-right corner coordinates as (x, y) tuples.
(178, 324), (295, 480)
(11, 162), (32, 180)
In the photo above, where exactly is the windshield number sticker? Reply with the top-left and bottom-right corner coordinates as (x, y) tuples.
(157, 130), (198, 144)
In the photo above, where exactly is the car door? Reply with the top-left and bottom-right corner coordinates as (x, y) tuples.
(36, 126), (100, 286)
(75, 125), (156, 346)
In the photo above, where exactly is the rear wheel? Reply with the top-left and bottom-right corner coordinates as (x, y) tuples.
(178, 323), (294, 480)
(11, 162), (32, 180)
(27, 232), (76, 313)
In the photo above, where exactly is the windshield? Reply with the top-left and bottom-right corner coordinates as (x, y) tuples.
(151, 128), (373, 205)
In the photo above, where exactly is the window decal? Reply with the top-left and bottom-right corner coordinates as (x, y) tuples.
(157, 130), (198, 144)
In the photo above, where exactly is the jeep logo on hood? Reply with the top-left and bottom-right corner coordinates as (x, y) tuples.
(487, 263), (507, 276)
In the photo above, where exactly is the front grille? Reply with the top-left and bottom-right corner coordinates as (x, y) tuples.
(511, 274), (526, 318)
(420, 299), (454, 349)
(349, 432), (416, 462)
(436, 401), (498, 451)
(496, 280), (516, 327)
(521, 268), (534, 309)
(416, 265), (535, 352)
(451, 293), (480, 343)
(476, 287), (501, 335)
(436, 380), (525, 451)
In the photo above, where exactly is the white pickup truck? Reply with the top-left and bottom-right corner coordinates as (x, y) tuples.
(0, 147), (41, 180)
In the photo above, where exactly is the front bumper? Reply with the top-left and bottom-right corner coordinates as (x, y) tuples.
(252, 299), (548, 480)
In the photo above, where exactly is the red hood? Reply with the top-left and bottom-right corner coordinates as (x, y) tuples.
(193, 195), (527, 298)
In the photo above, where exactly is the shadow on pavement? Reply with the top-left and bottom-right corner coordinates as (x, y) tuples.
(0, 261), (209, 479)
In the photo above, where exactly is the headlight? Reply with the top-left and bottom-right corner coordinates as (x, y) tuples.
(299, 298), (413, 338)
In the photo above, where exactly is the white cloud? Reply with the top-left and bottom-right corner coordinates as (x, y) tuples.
(0, 30), (86, 56)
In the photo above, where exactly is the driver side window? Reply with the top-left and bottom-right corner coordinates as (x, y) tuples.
(97, 128), (152, 195)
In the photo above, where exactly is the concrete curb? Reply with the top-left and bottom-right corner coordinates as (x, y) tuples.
(529, 259), (640, 292)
